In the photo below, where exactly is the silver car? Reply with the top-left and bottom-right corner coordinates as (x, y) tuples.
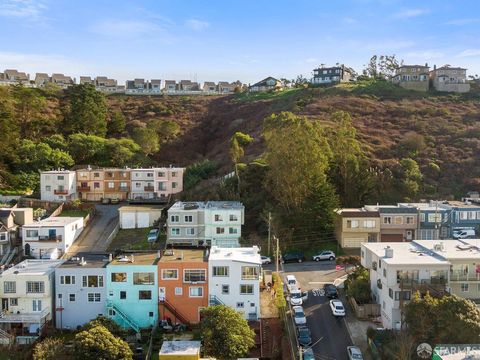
(312, 250), (336, 261)
(347, 346), (364, 360)
(292, 305), (307, 325)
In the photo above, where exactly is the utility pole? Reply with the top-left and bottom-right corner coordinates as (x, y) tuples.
(275, 235), (280, 274)
(267, 212), (271, 256)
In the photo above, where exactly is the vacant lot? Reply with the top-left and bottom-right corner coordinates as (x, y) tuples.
(107, 228), (165, 251)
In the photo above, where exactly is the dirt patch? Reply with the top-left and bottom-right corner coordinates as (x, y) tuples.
(261, 288), (279, 318)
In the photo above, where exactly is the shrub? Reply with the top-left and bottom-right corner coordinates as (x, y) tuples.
(33, 337), (65, 360)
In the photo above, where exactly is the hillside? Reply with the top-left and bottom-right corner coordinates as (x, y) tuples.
(106, 86), (480, 198)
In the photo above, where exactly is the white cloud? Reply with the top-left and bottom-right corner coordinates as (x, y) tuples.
(0, 0), (46, 22)
(445, 18), (480, 26)
(457, 49), (480, 58)
(393, 8), (428, 19)
(185, 19), (210, 31)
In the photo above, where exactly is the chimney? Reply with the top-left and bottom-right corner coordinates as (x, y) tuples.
(425, 62), (428, 67)
(385, 246), (394, 258)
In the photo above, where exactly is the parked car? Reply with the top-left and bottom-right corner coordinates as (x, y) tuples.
(297, 326), (312, 347)
(312, 250), (336, 261)
(147, 229), (159, 243)
(347, 346), (364, 360)
(282, 253), (306, 263)
(323, 283), (338, 299)
(101, 197), (111, 204)
(292, 305), (307, 325)
(303, 348), (315, 360)
(286, 274), (299, 292)
(261, 256), (272, 264)
(110, 198), (120, 204)
(287, 288), (308, 306)
(453, 229), (476, 239)
(330, 299), (346, 317)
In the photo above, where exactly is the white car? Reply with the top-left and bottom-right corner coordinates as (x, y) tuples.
(330, 299), (346, 317)
(347, 346), (364, 360)
(453, 229), (476, 239)
(286, 274), (299, 292)
(287, 289), (308, 306)
(312, 250), (336, 261)
(292, 305), (307, 325)
(261, 256), (272, 264)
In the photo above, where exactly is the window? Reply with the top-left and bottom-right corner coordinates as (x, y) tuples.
(175, 287), (183, 296)
(406, 216), (415, 224)
(171, 228), (180, 236)
(222, 285), (230, 294)
(133, 272), (155, 285)
(229, 214), (238, 221)
(347, 220), (359, 228)
(120, 291), (126, 299)
(186, 228), (195, 235)
(428, 213), (442, 223)
(170, 215), (179, 222)
(88, 293), (101, 302)
(94, 182), (100, 189)
(383, 268), (387, 277)
(157, 172), (165, 177)
(10, 298), (18, 306)
(94, 172), (100, 178)
(147, 172), (153, 177)
(383, 217), (392, 224)
(172, 172), (177, 177)
(420, 213), (426, 222)
(26, 230), (38, 238)
(229, 227), (238, 234)
(214, 214), (223, 222)
(158, 182), (166, 191)
(185, 215), (193, 222)
(461, 283), (469, 292)
(0, 233), (6, 241)
(46, 185), (51, 192)
(4, 281), (16, 293)
(111, 272), (127, 282)
(394, 217), (403, 225)
(184, 269), (206, 283)
(213, 266), (229, 277)
(242, 266), (259, 280)
(108, 182), (114, 189)
(58, 294), (62, 299)
(162, 269), (178, 280)
(60, 275), (75, 285)
(216, 227), (225, 234)
(69, 294), (76, 302)
(394, 291), (411, 301)
(189, 287), (203, 297)
(57, 175), (64, 180)
(389, 288), (393, 299)
(364, 220), (375, 228)
(27, 281), (44, 293)
(82, 275), (103, 288)
(240, 284), (254, 295)
(467, 211), (476, 220)
(139, 290), (152, 300)
(172, 182), (177, 189)
(459, 212), (468, 220)
(135, 182), (141, 188)
(237, 302), (244, 308)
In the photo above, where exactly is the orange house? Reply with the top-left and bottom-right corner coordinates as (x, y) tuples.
(158, 249), (208, 324)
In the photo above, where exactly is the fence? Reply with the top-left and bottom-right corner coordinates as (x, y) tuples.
(348, 297), (381, 319)
(18, 198), (63, 214)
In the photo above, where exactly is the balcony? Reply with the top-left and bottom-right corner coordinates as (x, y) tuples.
(0, 308), (49, 323)
(37, 235), (62, 242)
(77, 185), (91, 191)
(54, 189), (69, 195)
(144, 186), (155, 192)
(119, 186), (129, 192)
(450, 272), (480, 282)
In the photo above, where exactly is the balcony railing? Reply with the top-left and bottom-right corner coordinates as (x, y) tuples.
(54, 189), (69, 195)
(450, 272), (480, 282)
(37, 235), (62, 242)
(77, 185), (91, 191)
(0, 308), (49, 323)
(144, 186), (155, 191)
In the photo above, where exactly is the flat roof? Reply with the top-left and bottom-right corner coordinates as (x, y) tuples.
(364, 205), (418, 214)
(23, 217), (83, 228)
(59, 253), (110, 269)
(159, 341), (201, 355)
(159, 249), (207, 263)
(170, 201), (244, 211)
(41, 170), (75, 174)
(444, 201), (480, 209)
(209, 246), (261, 264)
(1, 259), (64, 276)
(108, 252), (159, 266)
(118, 205), (164, 212)
(336, 208), (379, 217)
(362, 242), (450, 266)
(414, 239), (480, 260)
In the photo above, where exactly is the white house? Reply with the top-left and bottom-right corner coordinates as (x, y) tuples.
(361, 242), (451, 329)
(208, 246), (261, 320)
(55, 254), (108, 329)
(22, 217), (84, 259)
(118, 205), (163, 229)
(167, 201), (244, 247)
(40, 170), (77, 202)
(0, 259), (64, 343)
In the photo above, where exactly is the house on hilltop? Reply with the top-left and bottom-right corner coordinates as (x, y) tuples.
(249, 77), (282, 92)
(312, 64), (355, 85)
(391, 64), (430, 91)
(430, 65), (470, 93)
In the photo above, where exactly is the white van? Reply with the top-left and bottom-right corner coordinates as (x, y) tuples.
(286, 275), (299, 292)
(453, 229), (476, 239)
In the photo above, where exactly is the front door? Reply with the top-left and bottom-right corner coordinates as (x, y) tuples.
(32, 299), (42, 312)
(1, 298), (8, 312)
(158, 287), (166, 302)
(48, 229), (56, 239)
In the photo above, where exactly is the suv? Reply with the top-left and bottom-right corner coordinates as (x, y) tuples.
(282, 253), (306, 263)
(323, 284), (338, 299)
(453, 229), (476, 239)
(297, 326), (312, 347)
(312, 250), (336, 261)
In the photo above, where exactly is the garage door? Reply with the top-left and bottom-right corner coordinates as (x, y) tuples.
(381, 234), (403, 242)
(137, 212), (150, 228)
(121, 212), (136, 229)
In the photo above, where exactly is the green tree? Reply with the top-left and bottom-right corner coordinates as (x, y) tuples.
(0, 87), (19, 166)
(104, 138), (141, 167)
(64, 84), (108, 137)
(200, 305), (255, 360)
(68, 133), (107, 164)
(15, 140), (74, 172)
(147, 119), (180, 143)
(82, 315), (127, 338)
(12, 85), (47, 139)
(131, 127), (159, 155)
(73, 325), (132, 360)
(230, 131), (253, 194)
(32, 337), (66, 360)
(344, 266), (371, 303)
(44, 134), (68, 151)
(399, 158), (423, 200)
(107, 111), (126, 136)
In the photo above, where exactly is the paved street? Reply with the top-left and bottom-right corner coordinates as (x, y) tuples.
(67, 204), (121, 254)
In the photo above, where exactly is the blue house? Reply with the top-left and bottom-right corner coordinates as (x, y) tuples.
(439, 201), (480, 238)
(106, 253), (159, 332)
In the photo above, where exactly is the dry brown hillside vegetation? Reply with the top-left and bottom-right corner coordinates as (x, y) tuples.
(106, 87), (480, 198)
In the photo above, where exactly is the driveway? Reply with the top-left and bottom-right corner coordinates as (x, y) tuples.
(67, 204), (121, 254)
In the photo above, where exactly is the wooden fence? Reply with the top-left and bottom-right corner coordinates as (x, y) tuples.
(348, 296), (381, 319)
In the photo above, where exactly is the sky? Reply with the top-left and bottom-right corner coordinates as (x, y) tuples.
(0, 0), (480, 84)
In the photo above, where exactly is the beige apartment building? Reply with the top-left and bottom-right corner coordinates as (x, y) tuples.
(335, 209), (380, 248)
(430, 65), (470, 93)
(392, 64), (430, 91)
(76, 168), (106, 201)
(364, 205), (418, 242)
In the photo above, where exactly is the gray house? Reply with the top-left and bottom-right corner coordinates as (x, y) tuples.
(54, 254), (108, 329)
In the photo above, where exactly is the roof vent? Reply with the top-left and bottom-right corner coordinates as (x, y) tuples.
(385, 246), (394, 258)
(80, 257), (86, 266)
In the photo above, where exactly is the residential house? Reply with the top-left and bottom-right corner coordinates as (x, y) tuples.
(167, 201), (244, 247)
(249, 77), (282, 92)
(40, 170), (77, 202)
(126, 78), (146, 94)
(34, 73), (50, 87)
(208, 246), (261, 320)
(54, 254), (109, 329)
(391, 64), (430, 92)
(0, 259), (64, 343)
(51, 73), (74, 88)
(203, 82), (217, 92)
(79, 76), (93, 85)
(437, 200), (480, 238)
(106, 253), (159, 332)
(22, 217), (84, 259)
(157, 249), (208, 324)
(179, 80), (200, 92)
(364, 205), (418, 242)
(75, 167), (105, 201)
(95, 76), (109, 87)
(164, 80), (177, 93)
(118, 205), (163, 229)
(361, 242), (450, 329)
(130, 167), (184, 200)
(149, 79), (162, 93)
(3, 69), (29, 82)
(334, 208), (380, 248)
(311, 64), (355, 85)
(430, 65), (470, 93)
(399, 202), (449, 240)
(129, 169), (156, 199)
(101, 168), (131, 200)
(0, 208), (33, 257)
(217, 81), (236, 93)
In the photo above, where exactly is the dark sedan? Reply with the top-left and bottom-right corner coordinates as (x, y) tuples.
(323, 283), (338, 299)
(282, 253), (306, 263)
(297, 326), (312, 347)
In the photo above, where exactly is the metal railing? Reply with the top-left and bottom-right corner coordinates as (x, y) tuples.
(0, 308), (49, 323)
(208, 295), (225, 306)
(106, 301), (140, 333)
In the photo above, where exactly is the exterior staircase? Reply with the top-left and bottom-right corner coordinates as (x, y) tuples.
(0, 328), (14, 345)
(208, 295), (225, 306)
(0, 247), (18, 267)
(106, 301), (140, 333)
(161, 299), (190, 325)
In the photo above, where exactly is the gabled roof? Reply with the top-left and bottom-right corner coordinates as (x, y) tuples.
(203, 81), (216, 86)
(250, 77), (280, 88)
